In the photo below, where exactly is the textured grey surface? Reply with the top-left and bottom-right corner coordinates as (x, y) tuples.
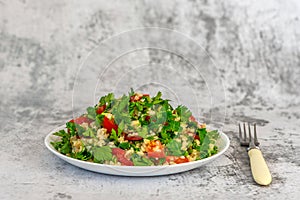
(1, 0), (300, 199)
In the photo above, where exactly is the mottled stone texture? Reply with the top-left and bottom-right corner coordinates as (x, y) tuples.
(0, 0), (299, 199)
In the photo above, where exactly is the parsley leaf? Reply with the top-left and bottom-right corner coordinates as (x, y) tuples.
(111, 95), (131, 125)
(128, 88), (135, 97)
(175, 105), (192, 122)
(137, 126), (148, 138)
(87, 107), (96, 120)
(71, 147), (92, 161)
(92, 146), (112, 163)
(152, 91), (163, 104)
(51, 130), (72, 155)
(118, 142), (130, 150)
(66, 122), (76, 136)
(197, 127), (207, 144)
(199, 130), (219, 159)
(166, 140), (183, 156)
(75, 124), (86, 136)
(82, 127), (96, 138)
(95, 114), (105, 127)
(109, 129), (120, 143)
(99, 93), (114, 108)
(131, 154), (153, 166)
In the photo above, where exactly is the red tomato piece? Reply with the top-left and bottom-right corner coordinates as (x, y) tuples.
(68, 117), (92, 133)
(96, 105), (106, 114)
(130, 95), (136, 102)
(166, 156), (176, 163)
(145, 115), (151, 122)
(148, 151), (165, 158)
(112, 148), (133, 166)
(146, 140), (163, 152)
(166, 156), (189, 164)
(125, 135), (143, 141)
(112, 148), (125, 155)
(174, 157), (189, 164)
(130, 93), (148, 102)
(102, 116), (118, 133)
(71, 116), (92, 124)
(194, 135), (200, 140)
(146, 140), (165, 158)
(189, 115), (196, 122)
(118, 156), (133, 166)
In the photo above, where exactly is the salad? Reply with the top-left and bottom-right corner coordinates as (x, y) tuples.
(51, 89), (219, 166)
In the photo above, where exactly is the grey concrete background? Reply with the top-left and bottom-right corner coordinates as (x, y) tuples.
(0, 0), (300, 199)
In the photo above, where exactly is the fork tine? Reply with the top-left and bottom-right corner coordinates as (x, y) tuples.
(254, 123), (260, 146)
(248, 123), (252, 143)
(243, 123), (247, 143)
(239, 123), (242, 143)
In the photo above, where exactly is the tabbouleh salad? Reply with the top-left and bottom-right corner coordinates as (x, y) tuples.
(51, 89), (219, 166)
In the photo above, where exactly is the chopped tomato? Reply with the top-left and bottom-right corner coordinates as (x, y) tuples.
(96, 105), (106, 114)
(102, 116), (118, 133)
(174, 157), (189, 164)
(189, 115), (196, 122)
(67, 117), (92, 133)
(130, 94), (141, 102)
(130, 93), (149, 102)
(146, 140), (163, 152)
(130, 95), (135, 102)
(146, 140), (165, 158)
(69, 116), (92, 124)
(112, 148), (133, 166)
(194, 134), (200, 140)
(145, 115), (151, 122)
(148, 151), (165, 158)
(166, 156), (176, 163)
(166, 156), (189, 164)
(125, 135), (143, 141)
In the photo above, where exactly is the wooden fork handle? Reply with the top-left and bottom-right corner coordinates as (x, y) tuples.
(248, 148), (272, 186)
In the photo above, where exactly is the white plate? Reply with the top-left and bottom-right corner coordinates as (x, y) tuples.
(45, 125), (230, 176)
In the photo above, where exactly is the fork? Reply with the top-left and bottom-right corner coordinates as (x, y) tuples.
(239, 123), (272, 186)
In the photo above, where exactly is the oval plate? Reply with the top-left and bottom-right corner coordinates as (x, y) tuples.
(45, 125), (230, 176)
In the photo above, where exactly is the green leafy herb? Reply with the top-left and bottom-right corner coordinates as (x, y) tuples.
(131, 154), (153, 166)
(51, 130), (72, 155)
(118, 142), (130, 150)
(66, 121), (76, 136)
(87, 107), (96, 120)
(82, 128), (96, 138)
(166, 140), (183, 156)
(128, 88), (135, 97)
(152, 91), (162, 104)
(75, 124), (86, 136)
(95, 114), (105, 127)
(111, 95), (131, 125)
(175, 105), (192, 122)
(137, 126), (148, 138)
(92, 146), (112, 163)
(99, 93), (114, 108)
(199, 130), (219, 159)
(109, 129), (120, 143)
(71, 147), (92, 161)
(158, 157), (166, 165)
(197, 128), (207, 144)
